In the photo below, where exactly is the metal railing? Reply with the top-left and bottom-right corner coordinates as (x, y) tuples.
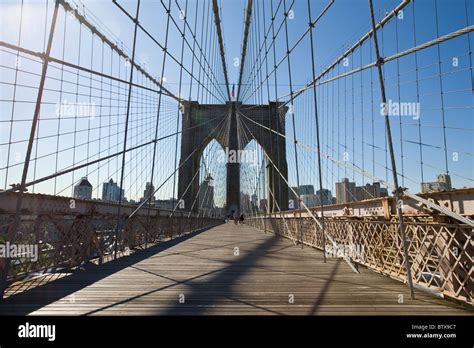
(0, 192), (222, 295)
(249, 215), (472, 305)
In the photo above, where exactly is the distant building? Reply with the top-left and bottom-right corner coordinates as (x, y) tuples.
(241, 193), (251, 213)
(102, 179), (124, 202)
(74, 177), (92, 200)
(316, 189), (333, 205)
(199, 174), (214, 209)
(336, 178), (356, 204)
(422, 182), (446, 193)
(336, 179), (388, 203)
(300, 189), (333, 208)
(288, 185), (316, 209)
(259, 199), (268, 212)
(437, 174), (452, 189)
(142, 182), (155, 202)
(242, 193), (258, 213)
(251, 194), (258, 209)
(299, 185), (314, 195)
(355, 182), (388, 201)
(421, 174), (452, 193)
(301, 194), (318, 207)
(355, 186), (365, 201)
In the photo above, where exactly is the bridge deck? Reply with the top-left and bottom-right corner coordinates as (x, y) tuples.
(1, 223), (469, 315)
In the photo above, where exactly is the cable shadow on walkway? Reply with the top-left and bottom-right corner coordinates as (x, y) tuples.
(309, 258), (341, 315)
(0, 228), (209, 315)
(75, 230), (282, 315)
(157, 233), (281, 315)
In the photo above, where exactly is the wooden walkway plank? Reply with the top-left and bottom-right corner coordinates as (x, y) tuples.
(0, 223), (470, 315)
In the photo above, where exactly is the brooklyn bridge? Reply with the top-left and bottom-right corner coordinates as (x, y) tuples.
(0, 0), (472, 315)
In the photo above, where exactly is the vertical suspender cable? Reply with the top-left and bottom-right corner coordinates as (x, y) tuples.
(144, 0), (172, 246)
(367, 0), (415, 299)
(2, 1), (60, 300)
(113, 0), (141, 260)
(172, 0), (188, 212)
(283, 0), (302, 246)
(434, 0), (450, 177)
(307, 0), (327, 262)
(5, 0), (25, 190)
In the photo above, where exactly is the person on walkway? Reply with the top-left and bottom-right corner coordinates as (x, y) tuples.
(233, 211), (239, 225)
(239, 214), (244, 225)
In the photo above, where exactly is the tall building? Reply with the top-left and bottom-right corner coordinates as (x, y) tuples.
(355, 182), (388, 201)
(73, 177), (92, 200)
(259, 199), (268, 212)
(299, 185), (314, 195)
(142, 182), (155, 202)
(301, 194), (318, 207)
(102, 179), (124, 202)
(288, 185), (315, 209)
(421, 174), (453, 193)
(300, 189), (333, 208)
(251, 194), (258, 209)
(437, 174), (452, 189)
(315, 188), (333, 205)
(240, 193), (251, 213)
(336, 179), (388, 203)
(199, 174), (214, 209)
(336, 178), (356, 204)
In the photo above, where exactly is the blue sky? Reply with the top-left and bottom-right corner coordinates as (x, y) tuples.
(0, 0), (472, 205)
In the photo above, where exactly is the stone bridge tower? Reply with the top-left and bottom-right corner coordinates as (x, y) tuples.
(178, 101), (288, 215)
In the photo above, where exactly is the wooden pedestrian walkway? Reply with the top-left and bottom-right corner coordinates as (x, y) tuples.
(0, 223), (470, 315)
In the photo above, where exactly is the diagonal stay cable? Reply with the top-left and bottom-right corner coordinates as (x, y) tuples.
(236, 0), (253, 101)
(238, 110), (359, 272)
(169, 114), (230, 218)
(212, 0), (231, 101)
(238, 110), (474, 227)
(128, 113), (229, 218)
(1, 114), (225, 195)
(235, 111), (298, 245)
